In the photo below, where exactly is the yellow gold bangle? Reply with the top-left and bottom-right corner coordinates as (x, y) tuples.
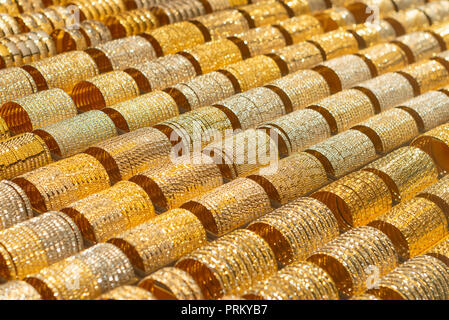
(0, 280), (41, 300)
(192, 9), (250, 40)
(97, 285), (157, 300)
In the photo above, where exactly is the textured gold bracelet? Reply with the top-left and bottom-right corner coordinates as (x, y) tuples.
(0, 211), (83, 280)
(308, 29), (359, 60)
(369, 197), (448, 259)
(353, 72), (414, 113)
(213, 87), (286, 130)
(258, 109), (331, 155)
(238, 0), (289, 28)
(108, 208), (207, 274)
(385, 9), (430, 34)
(0, 88), (76, 133)
(357, 43), (408, 75)
(24, 243), (135, 300)
(103, 90), (179, 132)
(308, 226), (398, 296)
(314, 7), (356, 32)
(276, 15), (323, 44)
(180, 174), (271, 235)
(166, 71), (235, 110)
(347, 20), (396, 48)
(192, 9), (250, 40)
(130, 155), (223, 211)
(396, 60), (449, 95)
(242, 261), (339, 300)
(72, 71), (140, 111)
(429, 21), (449, 50)
(391, 31), (442, 64)
(0, 67), (38, 104)
(105, 8), (159, 38)
(308, 89), (375, 134)
(247, 151), (328, 204)
(180, 39), (243, 74)
(306, 129), (378, 178)
(219, 55), (281, 92)
(269, 39), (323, 73)
(124, 54), (196, 92)
(22, 50), (99, 93)
(85, 127), (172, 182)
(367, 255), (449, 300)
(247, 197), (338, 264)
(0, 280), (42, 300)
(230, 26), (287, 57)
(418, 174), (449, 216)
(149, 0), (206, 25)
(61, 180), (156, 243)
(138, 267), (204, 300)
(353, 108), (419, 153)
(13, 153), (110, 212)
(0, 132), (52, 180)
(176, 229), (278, 299)
(312, 170), (393, 229)
(362, 146), (438, 202)
(0, 180), (33, 230)
(33, 110), (117, 158)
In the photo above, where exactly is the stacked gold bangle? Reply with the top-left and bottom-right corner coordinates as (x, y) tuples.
(411, 123), (449, 173)
(34, 110), (117, 157)
(425, 234), (449, 267)
(305, 129), (378, 178)
(143, 21), (206, 56)
(391, 31), (442, 63)
(202, 129), (278, 179)
(385, 9), (430, 34)
(97, 285), (157, 300)
(269, 41), (323, 73)
(138, 267), (204, 300)
(103, 90), (179, 132)
(22, 50), (99, 93)
(108, 208), (207, 274)
(180, 38), (243, 74)
(0, 13), (21, 37)
(238, 0), (290, 28)
(276, 15), (323, 44)
(429, 21), (449, 49)
(247, 197), (339, 264)
(219, 55), (281, 92)
(0, 280), (42, 300)
(309, 89), (375, 134)
(369, 197), (448, 259)
(192, 9), (250, 40)
(180, 177), (272, 236)
(397, 91), (449, 132)
(86, 36), (156, 72)
(0, 180), (33, 230)
(0, 116), (8, 140)
(419, 0), (449, 25)
(124, 53), (196, 92)
(356, 43), (408, 74)
(149, 0), (206, 25)
(79, 20), (112, 47)
(418, 175), (449, 216)
(264, 70), (330, 111)
(352, 108), (419, 153)
(308, 30), (359, 60)
(313, 54), (374, 91)
(0, 88), (76, 133)
(154, 106), (233, 151)
(71, 71), (140, 111)
(85, 127), (172, 182)
(0, 67), (38, 105)
(23, 243), (135, 300)
(307, 226), (398, 297)
(347, 20), (396, 48)
(166, 71), (235, 110)
(345, 0), (396, 23)
(51, 27), (88, 52)
(312, 170), (393, 229)
(242, 262), (339, 300)
(314, 7), (356, 32)
(247, 151), (328, 204)
(353, 72), (414, 113)
(130, 155), (223, 211)
(175, 229), (278, 299)
(15, 12), (54, 34)
(69, 0), (127, 21)
(105, 8), (159, 38)
(0, 211), (83, 280)
(213, 87), (286, 130)
(12, 153), (110, 212)
(367, 255), (449, 300)
(61, 180), (156, 242)
(0, 132), (52, 180)
(258, 109), (331, 155)
(362, 146), (438, 202)
(230, 26), (287, 57)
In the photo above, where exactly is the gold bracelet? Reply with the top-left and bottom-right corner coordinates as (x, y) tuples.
(0, 280), (41, 300)
(97, 285), (157, 300)
(192, 9), (249, 40)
